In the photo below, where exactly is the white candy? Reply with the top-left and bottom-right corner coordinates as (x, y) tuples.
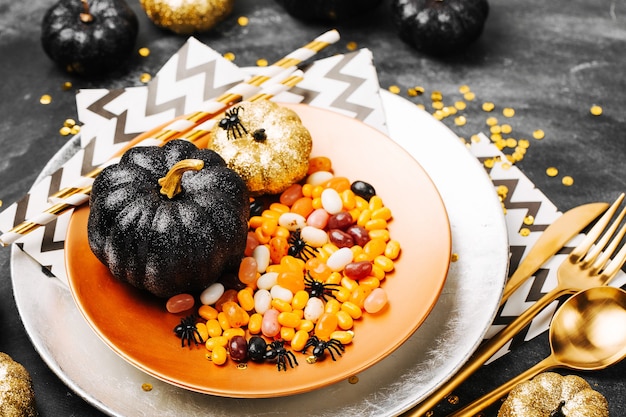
(321, 188), (343, 214)
(252, 244), (270, 273)
(300, 225), (328, 247)
(199, 282), (224, 305)
(253, 289), (272, 314)
(278, 212), (307, 231)
(257, 272), (278, 290)
(304, 297), (325, 321)
(270, 284), (294, 303)
(326, 247), (354, 271)
(306, 170), (333, 186)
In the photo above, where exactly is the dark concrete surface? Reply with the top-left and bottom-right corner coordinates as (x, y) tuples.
(0, 0), (625, 415)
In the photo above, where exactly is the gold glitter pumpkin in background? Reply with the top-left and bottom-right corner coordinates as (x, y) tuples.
(139, 0), (234, 34)
(208, 101), (313, 196)
(0, 352), (37, 417)
(498, 372), (609, 417)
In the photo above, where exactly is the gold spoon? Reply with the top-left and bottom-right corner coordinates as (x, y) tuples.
(447, 286), (626, 417)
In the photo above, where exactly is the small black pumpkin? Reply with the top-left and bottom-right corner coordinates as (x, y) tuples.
(390, 0), (489, 55)
(274, 0), (383, 22)
(87, 140), (250, 298)
(41, 0), (139, 76)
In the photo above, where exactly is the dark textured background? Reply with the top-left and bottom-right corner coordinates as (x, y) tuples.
(1, 0), (625, 415)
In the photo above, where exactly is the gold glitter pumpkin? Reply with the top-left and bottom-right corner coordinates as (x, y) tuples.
(498, 372), (609, 417)
(139, 0), (234, 34)
(209, 101), (313, 196)
(0, 352), (37, 417)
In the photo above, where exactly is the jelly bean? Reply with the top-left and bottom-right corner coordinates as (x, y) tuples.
(359, 276), (381, 290)
(215, 289), (238, 312)
(249, 199), (265, 217)
(252, 244), (270, 273)
(306, 208), (329, 229)
(328, 229), (355, 248)
(269, 236), (289, 265)
(314, 312), (338, 340)
(290, 197), (314, 218)
(324, 298), (340, 314)
(228, 335), (248, 362)
(372, 206), (392, 221)
(341, 301), (362, 319)
(237, 288), (255, 311)
(306, 170), (333, 186)
(346, 225), (370, 247)
(245, 232), (260, 257)
(326, 247), (354, 271)
(166, 293), (194, 313)
(351, 180), (376, 201)
(261, 309), (281, 338)
(369, 229), (390, 242)
(311, 185), (324, 199)
(333, 286), (351, 303)
(385, 240), (401, 260)
(198, 304), (218, 321)
(364, 288), (388, 314)
(363, 238), (387, 259)
(303, 297), (324, 322)
(271, 298), (293, 313)
(221, 301), (248, 328)
(291, 329), (310, 351)
(302, 183), (314, 197)
(340, 189), (356, 211)
(340, 276), (359, 292)
(278, 311), (301, 328)
(195, 322), (209, 342)
(330, 330), (353, 345)
(374, 255), (395, 272)
(238, 257), (258, 285)
(247, 336), (267, 362)
(311, 197), (323, 210)
(278, 212), (307, 231)
(307, 156), (332, 174)
(260, 217), (278, 236)
(248, 313), (263, 334)
(305, 257), (332, 281)
(211, 345), (228, 365)
(217, 312), (231, 330)
(279, 183), (303, 206)
(257, 271), (278, 290)
(323, 176), (351, 192)
(321, 188), (343, 215)
(335, 310), (354, 330)
(344, 260), (373, 280)
(280, 326), (295, 342)
(249, 216), (265, 229)
(350, 285), (372, 308)
(205, 335), (228, 351)
(291, 290), (310, 310)
(369, 195), (384, 211)
(205, 319), (223, 338)
(300, 225), (328, 247)
(327, 211), (354, 230)
(365, 218), (388, 231)
(270, 284), (294, 303)
(223, 328), (246, 339)
(253, 289), (272, 314)
(297, 319), (315, 333)
(357, 209), (372, 227)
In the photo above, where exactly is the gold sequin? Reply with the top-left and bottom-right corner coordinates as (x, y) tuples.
(482, 102), (495, 112)
(431, 91), (443, 101)
(40, 94), (52, 104)
(454, 115), (467, 126)
(458, 85), (471, 94)
(256, 58), (268, 67)
(490, 125), (502, 134)
(388, 85), (401, 94)
(70, 125), (81, 134)
(138, 47), (150, 57)
(451, 253), (459, 262)
(533, 129), (545, 139)
(501, 124), (513, 134)
(62, 81), (73, 91)
(470, 134), (481, 143)
(223, 52), (235, 61)
(463, 91), (476, 101)
(486, 116), (498, 126)
(348, 376), (359, 384)
(523, 215), (535, 225)
(416, 103), (426, 111)
(590, 105), (603, 116)
(346, 41), (358, 51)
(431, 101), (444, 110)
(503, 107), (515, 117)
(59, 126), (72, 136)
(562, 176), (574, 186)
(237, 15), (249, 26)
(454, 101), (466, 110)
(518, 139), (530, 148)
(506, 138), (517, 148)
(140, 73), (152, 83)
(141, 383), (153, 392)
(546, 167), (559, 177)
(520, 228), (531, 237)
(446, 394), (459, 405)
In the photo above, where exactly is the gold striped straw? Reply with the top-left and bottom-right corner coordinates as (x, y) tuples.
(47, 29), (339, 204)
(0, 70), (309, 246)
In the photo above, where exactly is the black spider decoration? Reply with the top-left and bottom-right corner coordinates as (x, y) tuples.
(173, 314), (204, 348)
(288, 230), (318, 260)
(219, 106), (248, 140)
(303, 336), (345, 361)
(304, 273), (340, 301)
(264, 340), (299, 371)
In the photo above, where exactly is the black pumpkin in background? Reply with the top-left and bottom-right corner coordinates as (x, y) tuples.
(41, 0), (138, 76)
(390, 0), (489, 55)
(87, 140), (250, 299)
(274, 0), (383, 22)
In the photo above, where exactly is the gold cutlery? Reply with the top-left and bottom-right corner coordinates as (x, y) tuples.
(501, 201), (609, 303)
(448, 286), (626, 416)
(405, 192), (626, 416)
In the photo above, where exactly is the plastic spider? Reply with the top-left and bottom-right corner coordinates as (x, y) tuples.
(288, 231), (317, 260)
(219, 106), (248, 140)
(304, 273), (340, 301)
(303, 336), (345, 361)
(173, 314), (204, 348)
(264, 340), (298, 371)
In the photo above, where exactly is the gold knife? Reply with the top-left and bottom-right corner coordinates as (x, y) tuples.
(500, 201), (608, 303)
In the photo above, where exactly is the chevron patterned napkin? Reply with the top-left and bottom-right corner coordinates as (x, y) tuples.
(0, 37), (623, 361)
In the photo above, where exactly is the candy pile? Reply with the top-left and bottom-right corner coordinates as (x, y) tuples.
(168, 156), (401, 369)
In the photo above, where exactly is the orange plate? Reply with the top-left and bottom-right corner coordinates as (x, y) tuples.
(65, 103), (451, 398)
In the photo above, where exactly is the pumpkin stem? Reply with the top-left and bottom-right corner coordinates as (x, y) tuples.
(80, 0), (94, 23)
(158, 159), (204, 199)
(549, 401), (566, 417)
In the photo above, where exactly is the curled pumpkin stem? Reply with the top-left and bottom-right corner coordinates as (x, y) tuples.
(158, 159), (204, 199)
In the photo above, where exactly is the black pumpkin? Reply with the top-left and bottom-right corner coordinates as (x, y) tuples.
(274, 0), (383, 22)
(41, 0), (139, 76)
(390, 0), (489, 55)
(87, 140), (250, 298)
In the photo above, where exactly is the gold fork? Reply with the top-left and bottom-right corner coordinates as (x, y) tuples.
(405, 192), (626, 417)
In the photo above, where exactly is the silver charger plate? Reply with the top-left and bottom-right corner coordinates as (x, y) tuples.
(11, 91), (508, 416)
